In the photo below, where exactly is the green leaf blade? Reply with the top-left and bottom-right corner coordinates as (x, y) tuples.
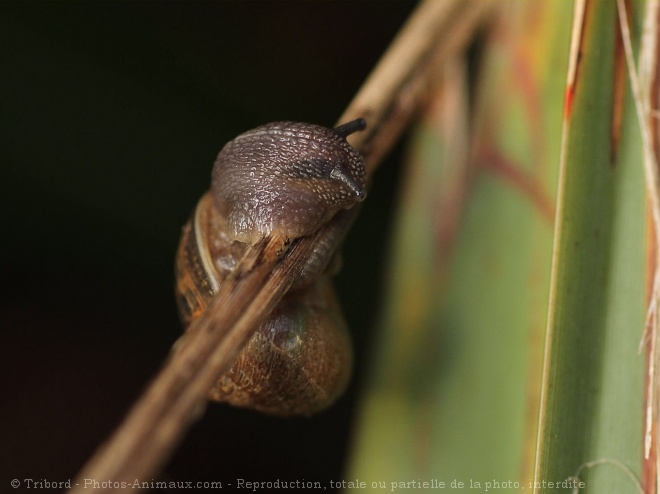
(534, 2), (645, 492)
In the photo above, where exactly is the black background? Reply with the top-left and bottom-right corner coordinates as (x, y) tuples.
(0, 2), (417, 491)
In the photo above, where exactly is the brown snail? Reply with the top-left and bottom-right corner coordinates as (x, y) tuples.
(175, 119), (367, 416)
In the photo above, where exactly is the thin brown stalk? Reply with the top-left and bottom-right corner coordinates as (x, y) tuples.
(68, 1), (493, 491)
(618, 1), (660, 492)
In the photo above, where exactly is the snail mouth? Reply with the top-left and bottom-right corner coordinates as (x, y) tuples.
(330, 166), (366, 202)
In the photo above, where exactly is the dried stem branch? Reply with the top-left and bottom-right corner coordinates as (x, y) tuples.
(68, 1), (493, 491)
(619, 0), (660, 491)
(617, 0), (660, 320)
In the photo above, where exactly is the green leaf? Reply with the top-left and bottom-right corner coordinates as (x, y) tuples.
(346, 2), (572, 489)
(533, 2), (645, 492)
(346, 4), (647, 493)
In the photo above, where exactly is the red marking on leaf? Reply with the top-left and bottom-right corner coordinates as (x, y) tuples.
(479, 147), (555, 225)
(563, 85), (575, 121)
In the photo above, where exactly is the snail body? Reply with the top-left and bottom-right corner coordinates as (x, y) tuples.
(175, 120), (366, 416)
(211, 121), (366, 244)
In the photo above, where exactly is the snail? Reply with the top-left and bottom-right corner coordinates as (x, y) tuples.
(175, 119), (367, 416)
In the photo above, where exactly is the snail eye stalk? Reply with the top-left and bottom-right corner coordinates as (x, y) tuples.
(333, 118), (367, 138)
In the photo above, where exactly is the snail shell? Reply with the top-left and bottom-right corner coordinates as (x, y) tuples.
(175, 120), (366, 416)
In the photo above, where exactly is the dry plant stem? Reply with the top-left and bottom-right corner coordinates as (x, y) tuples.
(340, 0), (494, 173)
(69, 1), (492, 491)
(618, 1), (660, 492)
(641, 3), (660, 490)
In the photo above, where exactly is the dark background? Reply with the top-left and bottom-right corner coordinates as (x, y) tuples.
(0, 3), (416, 491)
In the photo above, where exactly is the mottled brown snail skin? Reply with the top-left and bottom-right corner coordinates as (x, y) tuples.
(175, 120), (366, 416)
(211, 121), (366, 245)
